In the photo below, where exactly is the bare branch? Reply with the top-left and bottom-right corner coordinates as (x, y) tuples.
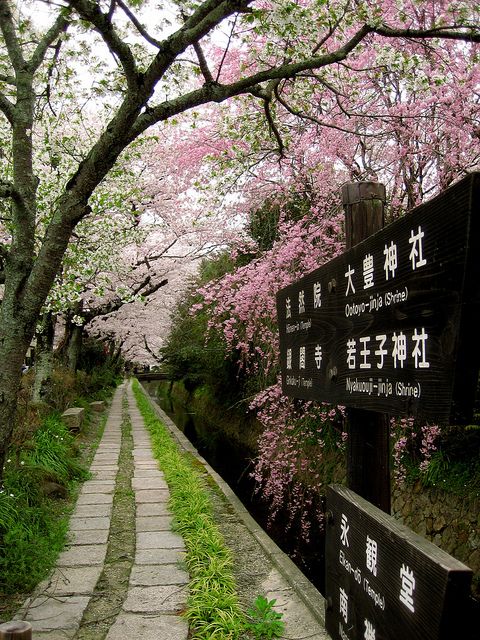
(0, 178), (22, 202)
(0, 72), (15, 84)
(0, 92), (15, 124)
(193, 41), (215, 84)
(374, 24), (480, 43)
(143, 335), (163, 363)
(67, 0), (139, 89)
(29, 9), (70, 73)
(83, 277), (168, 322)
(311, 0), (349, 54)
(116, 0), (163, 49)
(131, 24), (373, 138)
(0, 1), (25, 72)
(215, 14), (238, 82)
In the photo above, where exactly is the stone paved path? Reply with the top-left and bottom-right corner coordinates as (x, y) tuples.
(14, 381), (329, 640)
(15, 382), (189, 640)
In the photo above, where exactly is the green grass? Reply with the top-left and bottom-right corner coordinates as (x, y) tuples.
(0, 414), (90, 598)
(133, 380), (247, 640)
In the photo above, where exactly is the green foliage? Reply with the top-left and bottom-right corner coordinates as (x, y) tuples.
(247, 190), (312, 251)
(418, 450), (480, 495)
(246, 596), (285, 639)
(161, 252), (247, 401)
(198, 251), (238, 283)
(0, 414), (88, 595)
(25, 414), (88, 484)
(132, 381), (247, 639)
(401, 424), (480, 495)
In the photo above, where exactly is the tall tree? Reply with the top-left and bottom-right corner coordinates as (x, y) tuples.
(0, 0), (478, 479)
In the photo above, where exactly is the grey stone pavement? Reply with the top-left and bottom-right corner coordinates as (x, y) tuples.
(14, 381), (329, 639)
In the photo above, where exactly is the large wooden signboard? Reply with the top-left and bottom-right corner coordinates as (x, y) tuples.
(276, 174), (480, 422)
(325, 485), (473, 640)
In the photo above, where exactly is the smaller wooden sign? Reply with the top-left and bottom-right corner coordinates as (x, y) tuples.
(325, 485), (473, 640)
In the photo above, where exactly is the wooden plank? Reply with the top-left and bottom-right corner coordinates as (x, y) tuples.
(325, 485), (473, 640)
(276, 173), (480, 423)
(343, 181), (390, 513)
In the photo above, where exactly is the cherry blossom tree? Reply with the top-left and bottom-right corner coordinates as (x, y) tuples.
(0, 0), (479, 483)
(177, 12), (480, 535)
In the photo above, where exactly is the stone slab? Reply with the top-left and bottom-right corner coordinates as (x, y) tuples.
(69, 516), (110, 531)
(132, 477), (168, 490)
(92, 454), (118, 466)
(90, 471), (117, 480)
(136, 516), (173, 532)
(262, 587), (328, 640)
(105, 613), (188, 640)
(90, 401), (105, 412)
(68, 529), (109, 546)
(136, 503), (171, 517)
(57, 544), (107, 567)
(136, 531), (185, 550)
(61, 408), (84, 433)
(135, 489), (169, 504)
(32, 631), (77, 640)
(133, 449), (155, 457)
(76, 493), (113, 506)
(20, 595), (89, 631)
(134, 469), (165, 478)
(73, 504), (112, 518)
(133, 462), (159, 469)
(80, 483), (114, 495)
(135, 549), (186, 565)
(43, 566), (101, 596)
(90, 465), (118, 470)
(129, 564), (189, 587)
(123, 585), (187, 614)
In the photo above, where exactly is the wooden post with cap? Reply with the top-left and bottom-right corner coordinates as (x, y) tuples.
(342, 181), (391, 514)
(0, 621), (32, 640)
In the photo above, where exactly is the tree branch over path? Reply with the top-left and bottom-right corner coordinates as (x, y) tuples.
(82, 276), (169, 323)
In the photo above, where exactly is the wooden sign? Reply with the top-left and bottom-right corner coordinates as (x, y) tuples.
(276, 173), (480, 423)
(325, 485), (472, 640)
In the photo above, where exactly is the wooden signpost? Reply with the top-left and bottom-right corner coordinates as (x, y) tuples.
(275, 174), (480, 637)
(0, 622), (32, 640)
(325, 485), (473, 640)
(276, 173), (480, 424)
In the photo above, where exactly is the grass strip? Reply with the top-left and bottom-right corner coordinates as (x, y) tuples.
(132, 379), (247, 640)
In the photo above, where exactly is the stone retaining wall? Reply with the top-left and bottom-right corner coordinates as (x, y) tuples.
(392, 482), (480, 595)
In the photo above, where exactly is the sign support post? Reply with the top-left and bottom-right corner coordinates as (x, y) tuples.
(342, 182), (391, 514)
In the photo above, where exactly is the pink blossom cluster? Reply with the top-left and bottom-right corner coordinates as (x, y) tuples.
(248, 380), (346, 540)
(390, 417), (441, 484)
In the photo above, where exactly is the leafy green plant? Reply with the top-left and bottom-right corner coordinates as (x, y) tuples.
(246, 596), (285, 639)
(0, 414), (89, 597)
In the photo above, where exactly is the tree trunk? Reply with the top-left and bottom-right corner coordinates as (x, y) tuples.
(32, 314), (57, 404)
(66, 322), (83, 373)
(0, 320), (33, 484)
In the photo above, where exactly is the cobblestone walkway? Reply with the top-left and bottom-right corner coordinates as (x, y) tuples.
(15, 382), (189, 639)
(14, 381), (328, 640)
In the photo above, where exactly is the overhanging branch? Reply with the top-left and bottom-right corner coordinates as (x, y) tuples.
(374, 23), (480, 43)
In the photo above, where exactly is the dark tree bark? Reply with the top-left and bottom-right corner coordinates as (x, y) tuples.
(32, 313), (57, 404)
